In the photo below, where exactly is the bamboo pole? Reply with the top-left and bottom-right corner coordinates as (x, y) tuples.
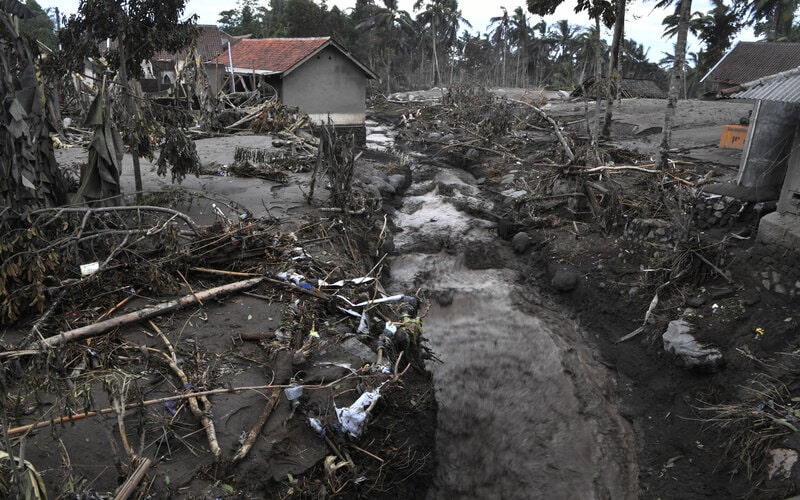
(9, 277), (265, 354)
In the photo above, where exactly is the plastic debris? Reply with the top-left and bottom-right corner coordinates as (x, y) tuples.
(308, 417), (325, 437)
(318, 276), (376, 287)
(357, 311), (370, 334)
(335, 387), (383, 438)
(80, 262), (100, 276)
(284, 385), (303, 401)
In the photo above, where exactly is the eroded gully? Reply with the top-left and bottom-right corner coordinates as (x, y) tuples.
(373, 132), (639, 499)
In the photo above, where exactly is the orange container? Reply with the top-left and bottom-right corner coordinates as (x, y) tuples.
(719, 124), (748, 150)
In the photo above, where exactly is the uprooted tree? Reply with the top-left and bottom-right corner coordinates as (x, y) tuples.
(52, 0), (200, 200)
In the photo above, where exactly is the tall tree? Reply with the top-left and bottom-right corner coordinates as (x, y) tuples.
(694, 0), (742, 77)
(601, 0), (626, 139)
(18, 0), (57, 49)
(56, 0), (198, 200)
(657, 0), (691, 169)
(488, 7), (511, 86)
(529, 0), (614, 164)
(413, 0), (471, 87)
(741, 0), (800, 40)
(356, 0), (413, 94)
(510, 7), (531, 86)
(218, 0), (269, 37)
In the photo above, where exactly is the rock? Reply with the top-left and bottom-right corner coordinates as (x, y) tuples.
(686, 296), (706, 307)
(708, 287), (735, 300)
(292, 351), (307, 367)
(662, 319), (724, 372)
(436, 289), (454, 307)
(340, 337), (377, 364)
(381, 233), (395, 254)
(387, 174), (409, 193)
(551, 269), (579, 293)
(496, 219), (522, 240)
(740, 291), (761, 306)
(767, 448), (798, 480)
(511, 232), (532, 254)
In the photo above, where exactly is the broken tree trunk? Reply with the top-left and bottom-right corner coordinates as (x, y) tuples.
(25, 277), (264, 352)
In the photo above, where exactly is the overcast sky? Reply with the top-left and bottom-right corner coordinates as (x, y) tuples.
(38, 0), (758, 64)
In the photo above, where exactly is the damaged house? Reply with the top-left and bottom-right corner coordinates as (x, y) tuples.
(698, 43), (800, 210)
(725, 66), (800, 249)
(211, 36), (377, 135)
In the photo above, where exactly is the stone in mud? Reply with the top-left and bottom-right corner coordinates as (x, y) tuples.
(497, 219), (522, 240)
(511, 232), (532, 254)
(381, 233), (396, 254)
(708, 287), (735, 300)
(686, 296), (705, 307)
(340, 337), (377, 364)
(435, 289), (454, 307)
(662, 319), (724, 372)
(550, 267), (579, 292)
(387, 174), (410, 194)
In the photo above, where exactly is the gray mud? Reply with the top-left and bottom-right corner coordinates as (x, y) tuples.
(387, 160), (639, 499)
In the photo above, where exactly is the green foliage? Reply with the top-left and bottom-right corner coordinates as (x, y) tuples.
(736, 0), (800, 41)
(17, 0), (57, 50)
(56, 0), (198, 79)
(156, 126), (200, 183)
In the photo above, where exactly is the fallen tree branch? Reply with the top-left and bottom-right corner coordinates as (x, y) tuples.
(33, 205), (201, 236)
(7, 374), (357, 437)
(152, 320), (221, 459)
(232, 388), (281, 463)
(509, 98), (574, 161)
(114, 456), (152, 500)
(8, 277), (264, 355)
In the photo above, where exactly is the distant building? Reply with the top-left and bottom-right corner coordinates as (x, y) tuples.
(211, 37), (378, 130)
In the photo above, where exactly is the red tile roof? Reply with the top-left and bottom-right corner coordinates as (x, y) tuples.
(212, 37), (331, 74)
(702, 42), (800, 85)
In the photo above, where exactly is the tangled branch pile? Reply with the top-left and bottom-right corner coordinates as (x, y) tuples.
(0, 197), (435, 498)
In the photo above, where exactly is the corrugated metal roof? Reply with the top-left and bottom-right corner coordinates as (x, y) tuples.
(701, 42), (800, 85)
(729, 66), (800, 103)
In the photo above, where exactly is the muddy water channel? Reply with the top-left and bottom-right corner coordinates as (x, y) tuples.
(385, 159), (639, 499)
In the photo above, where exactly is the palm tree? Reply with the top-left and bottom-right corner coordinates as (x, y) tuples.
(744, 0), (800, 41)
(413, 0), (471, 87)
(356, 0), (413, 94)
(657, 0), (692, 169)
(694, 0), (742, 77)
(602, 0), (627, 139)
(509, 7), (530, 86)
(488, 7), (511, 86)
